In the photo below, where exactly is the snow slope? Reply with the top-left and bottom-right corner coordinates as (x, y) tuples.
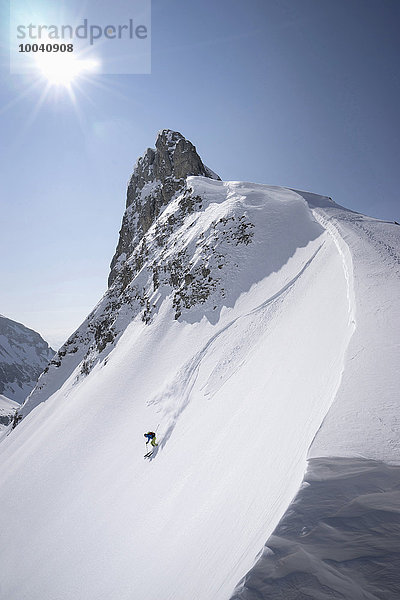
(0, 178), (398, 600)
(231, 192), (400, 599)
(0, 394), (18, 434)
(231, 457), (400, 600)
(306, 195), (400, 462)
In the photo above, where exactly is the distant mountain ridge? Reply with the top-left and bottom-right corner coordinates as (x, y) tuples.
(0, 315), (55, 404)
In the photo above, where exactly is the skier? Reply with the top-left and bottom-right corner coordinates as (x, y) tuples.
(144, 431), (158, 448)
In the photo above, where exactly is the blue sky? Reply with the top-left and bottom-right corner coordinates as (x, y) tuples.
(1, 0), (399, 348)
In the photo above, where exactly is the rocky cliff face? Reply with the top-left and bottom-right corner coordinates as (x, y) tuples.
(20, 130), (259, 419)
(0, 315), (55, 404)
(108, 129), (220, 285)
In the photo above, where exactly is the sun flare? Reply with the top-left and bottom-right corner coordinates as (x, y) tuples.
(34, 52), (100, 88)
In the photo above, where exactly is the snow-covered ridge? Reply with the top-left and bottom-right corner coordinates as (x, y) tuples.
(1, 173), (361, 599)
(229, 193), (400, 598)
(307, 200), (400, 464)
(21, 178), (324, 418)
(1, 131), (399, 600)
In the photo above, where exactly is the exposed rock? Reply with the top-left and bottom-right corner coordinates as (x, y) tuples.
(0, 394), (18, 427)
(108, 129), (220, 286)
(21, 131), (257, 419)
(0, 315), (55, 404)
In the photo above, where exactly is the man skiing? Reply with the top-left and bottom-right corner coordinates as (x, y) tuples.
(144, 431), (158, 448)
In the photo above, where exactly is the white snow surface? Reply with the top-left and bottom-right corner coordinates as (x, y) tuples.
(0, 394), (18, 410)
(231, 456), (400, 600)
(302, 193), (400, 462)
(0, 394), (18, 437)
(0, 179), (399, 600)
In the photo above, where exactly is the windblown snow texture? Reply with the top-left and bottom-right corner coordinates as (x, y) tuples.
(0, 131), (399, 600)
(231, 457), (400, 600)
(0, 315), (54, 404)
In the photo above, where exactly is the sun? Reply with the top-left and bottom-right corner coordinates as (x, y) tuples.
(34, 51), (100, 88)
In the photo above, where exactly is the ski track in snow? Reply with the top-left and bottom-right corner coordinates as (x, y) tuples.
(149, 243), (325, 449)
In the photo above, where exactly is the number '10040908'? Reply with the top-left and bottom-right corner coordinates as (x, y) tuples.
(19, 43), (74, 52)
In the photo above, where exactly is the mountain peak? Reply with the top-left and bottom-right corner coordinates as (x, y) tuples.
(155, 128), (185, 148)
(108, 130), (220, 285)
(0, 315), (54, 404)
